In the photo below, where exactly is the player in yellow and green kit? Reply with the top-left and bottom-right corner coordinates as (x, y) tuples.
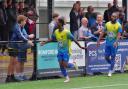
(97, 12), (122, 77)
(41, 17), (85, 82)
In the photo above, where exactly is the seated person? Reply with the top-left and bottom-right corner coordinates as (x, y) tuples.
(122, 22), (128, 39)
(91, 14), (105, 39)
(78, 17), (98, 41)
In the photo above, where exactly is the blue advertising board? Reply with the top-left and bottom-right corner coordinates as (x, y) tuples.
(86, 40), (128, 74)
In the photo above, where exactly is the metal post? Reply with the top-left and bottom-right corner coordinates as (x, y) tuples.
(122, 0), (127, 20)
(30, 0), (54, 80)
(29, 0), (37, 80)
(30, 35), (37, 80)
(47, 0), (54, 23)
(126, 0), (128, 21)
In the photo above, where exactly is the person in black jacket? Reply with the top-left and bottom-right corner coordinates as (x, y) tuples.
(91, 14), (105, 39)
(70, 3), (80, 39)
(5, 0), (19, 82)
(108, 0), (120, 17)
(85, 5), (97, 28)
(104, 3), (112, 23)
(6, 0), (18, 40)
(0, 0), (8, 55)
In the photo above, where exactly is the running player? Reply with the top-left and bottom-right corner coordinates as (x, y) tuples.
(97, 12), (122, 77)
(41, 17), (85, 82)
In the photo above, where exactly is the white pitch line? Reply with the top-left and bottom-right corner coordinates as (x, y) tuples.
(71, 84), (128, 89)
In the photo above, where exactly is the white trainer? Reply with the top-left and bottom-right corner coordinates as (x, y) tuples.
(73, 62), (78, 70)
(108, 70), (112, 77)
(64, 76), (70, 83)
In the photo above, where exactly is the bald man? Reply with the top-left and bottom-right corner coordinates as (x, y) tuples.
(78, 18), (90, 39)
(78, 17), (98, 41)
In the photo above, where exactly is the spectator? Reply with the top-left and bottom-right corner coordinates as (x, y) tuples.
(22, 2), (29, 15)
(18, 1), (25, 15)
(25, 10), (36, 35)
(79, 7), (85, 26)
(117, 12), (125, 29)
(85, 5), (97, 28)
(104, 3), (112, 23)
(0, 0), (8, 55)
(5, 0), (20, 82)
(122, 22), (128, 39)
(91, 14), (105, 39)
(117, 7), (125, 24)
(76, 1), (81, 7)
(76, 1), (82, 26)
(48, 13), (59, 39)
(24, 10), (36, 54)
(15, 15), (34, 81)
(27, 4), (39, 21)
(12, 0), (19, 12)
(108, 0), (119, 16)
(6, 15), (34, 82)
(6, 0), (19, 39)
(78, 17), (96, 41)
(70, 3), (81, 39)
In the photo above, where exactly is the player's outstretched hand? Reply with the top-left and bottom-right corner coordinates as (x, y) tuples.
(80, 46), (86, 49)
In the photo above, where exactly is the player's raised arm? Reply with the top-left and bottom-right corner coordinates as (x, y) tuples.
(67, 31), (86, 49)
(40, 34), (56, 46)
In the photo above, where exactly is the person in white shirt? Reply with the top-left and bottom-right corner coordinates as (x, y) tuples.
(78, 17), (96, 40)
(48, 13), (59, 39)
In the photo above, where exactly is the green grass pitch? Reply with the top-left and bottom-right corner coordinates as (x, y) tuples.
(0, 73), (128, 89)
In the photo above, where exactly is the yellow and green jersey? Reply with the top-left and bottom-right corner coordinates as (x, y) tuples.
(104, 21), (122, 45)
(52, 29), (74, 55)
